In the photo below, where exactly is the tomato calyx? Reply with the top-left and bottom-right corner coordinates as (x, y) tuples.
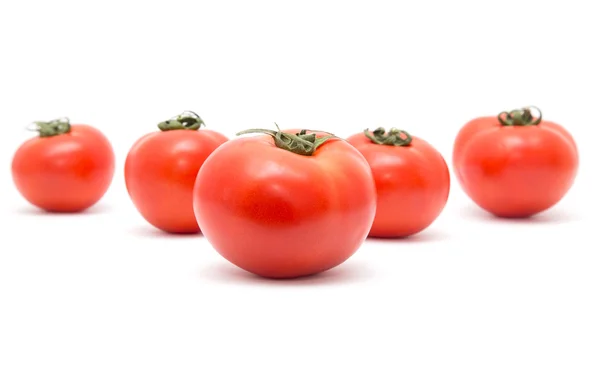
(27, 117), (72, 138)
(364, 127), (412, 146)
(158, 111), (205, 131)
(497, 106), (542, 127)
(237, 124), (338, 156)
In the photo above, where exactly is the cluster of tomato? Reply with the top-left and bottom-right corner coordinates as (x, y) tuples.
(11, 107), (579, 278)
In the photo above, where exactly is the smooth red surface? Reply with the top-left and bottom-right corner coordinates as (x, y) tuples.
(347, 133), (450, 238)
(11, 125), (115, 212)
(452, 116), (579, 217)
(125, 129), (228, 233)
(193, 131), (377, 279)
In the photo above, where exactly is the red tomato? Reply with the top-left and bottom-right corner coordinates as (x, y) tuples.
(347, 128), (450, 238)
(193, 127), (377, 278)
(11, 117), (115, 212)
(453, 106), (578, 217)
(125, 111), (228, 233)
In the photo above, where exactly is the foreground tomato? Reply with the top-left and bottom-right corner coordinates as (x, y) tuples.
(453, 106), (578, 217)
(193, 127), (377, 278)
(347, 127), (450, 238)
(11, 117), (115, 212)
(125, 111), (228, 233)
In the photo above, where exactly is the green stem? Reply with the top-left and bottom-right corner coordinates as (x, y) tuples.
(364, 127), (412, 146)
(237, 123), (338, 156)
(158, 111), (205, 131)
(497, 106), (542, 126)
(27, 117), (72, 137)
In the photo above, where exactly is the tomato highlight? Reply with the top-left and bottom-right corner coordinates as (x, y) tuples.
(347, 127), (450, 238)
(193, 126), (377, 279)
(125, 111), (228, 233)
(11, 117), (115, 212)
(452, 106), (579, 218)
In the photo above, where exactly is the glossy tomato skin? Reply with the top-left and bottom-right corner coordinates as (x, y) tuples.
(11, 125), (115, 212)
(347, 133), (450, 238)
(453, 117), (578, 217)
(125, 129), (228, 233)
(193, 131), (377, 279)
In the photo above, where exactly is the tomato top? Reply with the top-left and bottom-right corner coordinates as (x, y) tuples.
(358, 127), (413, 147)
(157, 110), (205, 132)
(453, 106), (578, 172)
(26, 117), (73, 138)
(236, 125), (339, 156)
(200, 124), (377, 232)
(496, 106), (543, 127)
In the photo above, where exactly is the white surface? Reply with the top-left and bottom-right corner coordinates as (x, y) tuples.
(0, 0), (598, 366)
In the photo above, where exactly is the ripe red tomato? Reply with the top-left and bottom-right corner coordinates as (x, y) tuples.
(193, 127), (377, 278)
(125, 111), (228, 233)
(11, 117), (115, 212)
(347, 128), (450, 238)
(453, 106), (578, 217)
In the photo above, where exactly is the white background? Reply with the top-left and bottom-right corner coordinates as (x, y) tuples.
(1, 0), (598, 366)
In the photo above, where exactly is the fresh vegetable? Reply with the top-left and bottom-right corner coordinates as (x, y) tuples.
(347, 127), (450, 238)
(453, 106), (578, 217)
(125, 111), (228, 233)
(11, 117), (115, 212)
(193, 126), (377, 278)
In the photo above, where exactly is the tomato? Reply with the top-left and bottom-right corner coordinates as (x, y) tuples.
(453, 106), (578, 218)
(125, 111), (228, 233)
(347, 128), (450, 238)
(193, 127), (377, 279)
(11, 117), (115, 212)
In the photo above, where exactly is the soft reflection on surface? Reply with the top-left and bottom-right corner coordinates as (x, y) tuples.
(367, 229), (448, 244)
(13, 203), (111, 216)
(200, 260), (375, 286)
(460, 204), (579, 224)
(129, 225), (202, 239)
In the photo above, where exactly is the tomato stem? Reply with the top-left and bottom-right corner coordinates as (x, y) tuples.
(26, 117), (72, 137)
(364, 127), (412, 146)
(497, 106), (542, 126)
(158, 111), (205, 131)
(236, 124), (338, 156)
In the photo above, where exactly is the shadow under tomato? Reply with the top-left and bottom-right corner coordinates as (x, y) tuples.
(129, 225), (202, 239)
(460, 205), (579, 224)
(201, 260), (375, 286)
(14, 203), (112, 216)
(366, 228), (448, 244)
